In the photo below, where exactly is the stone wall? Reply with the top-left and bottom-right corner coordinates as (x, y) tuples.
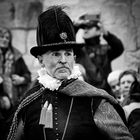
(0, 0), (140, 80)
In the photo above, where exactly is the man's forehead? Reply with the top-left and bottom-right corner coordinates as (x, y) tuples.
(49, 48), (73, 52)
(41, 48), (74, 56)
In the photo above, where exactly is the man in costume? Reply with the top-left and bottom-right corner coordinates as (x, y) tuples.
(7, 5), (133, 140)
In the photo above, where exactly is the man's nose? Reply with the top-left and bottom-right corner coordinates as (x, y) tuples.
(60, 54), (67, 63)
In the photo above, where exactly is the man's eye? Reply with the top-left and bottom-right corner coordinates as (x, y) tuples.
(65, 52), (73, 56)
(52, 52), (60, 56)
(65, 53), (71, 56)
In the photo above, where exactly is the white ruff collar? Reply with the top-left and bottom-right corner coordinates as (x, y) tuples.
(37, 65), (82, 91)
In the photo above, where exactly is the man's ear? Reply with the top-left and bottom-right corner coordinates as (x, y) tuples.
(37, 55), (43, 64)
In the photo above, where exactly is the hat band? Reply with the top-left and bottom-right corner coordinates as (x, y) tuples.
(41, 41), (77, 47)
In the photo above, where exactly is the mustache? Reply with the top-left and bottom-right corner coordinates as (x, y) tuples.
(56, 65), (71, 71)
(56, 66), (69, 70)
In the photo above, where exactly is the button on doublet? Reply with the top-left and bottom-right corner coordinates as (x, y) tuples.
(54, 92), (60, 140)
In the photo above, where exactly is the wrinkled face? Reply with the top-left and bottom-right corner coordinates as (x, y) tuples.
(120, 74), (135, 96)
(0, 28), (10, 48)
(38, 49), (75, 80)
(83, 26), (101, 39)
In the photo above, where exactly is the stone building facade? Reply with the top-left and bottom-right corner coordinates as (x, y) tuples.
(0, 0), (140, 80)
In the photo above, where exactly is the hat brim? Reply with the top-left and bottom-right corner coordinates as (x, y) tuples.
(30, 42), (85, 58)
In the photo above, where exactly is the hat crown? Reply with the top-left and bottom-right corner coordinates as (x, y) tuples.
(37, 6), (75, 46)
(78, 13), (101, 29)
(30, 5), (84, 58)
(79, 14), (100, 21)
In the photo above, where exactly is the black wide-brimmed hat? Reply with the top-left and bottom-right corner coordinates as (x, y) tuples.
(30, 5), (84, 58)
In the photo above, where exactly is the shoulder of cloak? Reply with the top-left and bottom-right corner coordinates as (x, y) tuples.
(59, 79), (118, 104)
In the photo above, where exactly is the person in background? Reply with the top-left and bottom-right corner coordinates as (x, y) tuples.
(119, 69), (138, 107)
(0, 27), (31, 140)
(107, 69), (124, 104)
(123, 80), (140, 140)
(73, 14), (124, 92)
(0, 27), (31, 106)
(7, 5), (133, 140)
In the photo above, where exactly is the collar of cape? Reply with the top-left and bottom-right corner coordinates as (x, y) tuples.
(17, 79), (117, 113)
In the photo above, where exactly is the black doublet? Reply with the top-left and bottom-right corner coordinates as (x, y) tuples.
(23, 89), (103, 140)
